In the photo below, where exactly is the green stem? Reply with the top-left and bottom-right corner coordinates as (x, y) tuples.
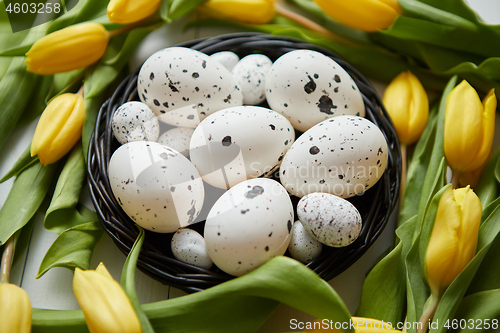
(1, 235), (15, 283)
(417, 294), (440, 333)
(399, 143), (408, 211)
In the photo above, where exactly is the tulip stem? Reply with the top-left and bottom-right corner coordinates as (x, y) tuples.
(417, 295), (440, 333)
(274, 1), (347, 42)
(451, 170), (461, 189)
(0, 235), (15, 283)
(399, 143), (407, 210)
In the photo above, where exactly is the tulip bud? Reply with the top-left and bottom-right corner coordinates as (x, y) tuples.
(73, 263), (142, 333)
(25, 23), (109, 75)
(425, 186), (481, 297)
(30, 93), (85, 166)
(107, 0), (161, 24)
(383, 71), (429, 145)
(0, 283), (32, 333)
(202, 0), (275, 25)
(444, 82), (496, 173)
(313, 0), (402, 32)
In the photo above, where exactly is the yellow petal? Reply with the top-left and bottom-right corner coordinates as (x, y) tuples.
(25, 23), (109, 75)
(31, 93), (79, 157)
(202, 0), (275, 25)
(444, 80), (484, 172)
(73, 266), (142, 333)
(407, 71), (429, 144)
(313, 0), (401, 32)
(0, 283), (32, 333)
(107, 0), (161, 24)
(37, 94), (85, 165)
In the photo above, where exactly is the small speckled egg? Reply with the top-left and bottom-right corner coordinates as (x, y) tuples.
(297, 192), (362, 247)
(288, 220), (322, 264)
(280, 115), (388, 198)
(265, 50), (365, 132)
(171, 229), (213, 269)
(108, 141), (204, 233)
(111, 101), (159, 144)
(204, 178), (293, 276)
(210, 51), (240, 71)
(189, 106), (295, 189)
(158, 127), (195, 158)
(138, 47), (242, 121)
(231, 54), (272, 105)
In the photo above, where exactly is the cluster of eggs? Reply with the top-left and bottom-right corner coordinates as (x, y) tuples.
(108, 46), (389, 277)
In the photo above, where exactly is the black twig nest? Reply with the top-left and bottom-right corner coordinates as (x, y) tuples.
(87, 33), (401, 293)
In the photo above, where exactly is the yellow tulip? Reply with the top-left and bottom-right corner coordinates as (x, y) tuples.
(444, 81), (496, 173)
(425, 186), (481, 297)
(25, 23), (109, 75)
(30, 93), (85, 166)
(383, 71), (429, 145)
(313, 0), (402, 32)
(202, 0), (275, 25)
(107, 0), (161, 24)
(0, 283), (32, 333)
(73, 263), (142, 333)
(304, 317), (402, 332)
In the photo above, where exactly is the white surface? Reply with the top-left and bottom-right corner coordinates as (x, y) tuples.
(0, 1), (497, 332)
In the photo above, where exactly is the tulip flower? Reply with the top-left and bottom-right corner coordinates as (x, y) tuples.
(304, 317), (402, 332)
(25, 23), (109, 75)
(73, 263), (142, 333)
(425, 186), (481, 297)
(313, 0), (402, 32)
(202, 0), (275, 25)
(107, 0), (161, 24)
(30, 92), (85, 166)
(0, 283), (32, 333)
(383, 71), (429, 145)
(444, 82), (496, 177)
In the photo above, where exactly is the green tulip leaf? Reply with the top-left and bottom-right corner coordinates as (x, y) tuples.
(0, 161), (59, 246)
(399, 105), (438, 226)
(18, 74), (54, 127)
(0, 43), (33, 56)
(47, 0), (108, 34)
(468, 228), (500, 294)
(475, 147), (500, 208)
(453, 290), (500, 333)
(0, 9), (29, 78)
(161, 0), (205, 22)
(33, 256), (353, 333)
(399, 0), (481, 26)
(47, 69), (85, 102)
(37, 221), (103, 278)
(44, 145), (97, 234)
(430, 198), (500, 333)
(0, 144), (38, 184)
(356, 215), (418, 326)
(121, 228), (155, 333)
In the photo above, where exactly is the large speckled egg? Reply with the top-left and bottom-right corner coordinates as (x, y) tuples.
(112, 101), (159, 144)
(204, 178), (293, 276)
(108, 141), (204, 233)
(265, 50), (365, 132)
(137, 47), (242, 122)
(297, 193), (362, 247)
(171, 229), (213, 269)
(280, 115), (388, 198)
(288, 220), (323, 264)
(231, 54), (272, 105)
(189, 106), (295, 189)
(157, 127), (195, 158)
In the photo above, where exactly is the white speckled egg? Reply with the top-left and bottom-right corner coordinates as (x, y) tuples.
(288, 220), (323, 264)
(280, 115), (388, 198)
(210, 51), (240, 71)
(171, 229), (213, 269)
(204, 178), (293, 276)
(111, 101), (159, 144)
(189, 106), (295, 189)
(158, 127), (195, 158)
(265, 50), (365, 132)
(297, 192), (362, 247)
(138, 47), (242, 122)
(231, 54), (272, 105)
(108, 141), (204, 233)
(156, 104), (201, 128)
